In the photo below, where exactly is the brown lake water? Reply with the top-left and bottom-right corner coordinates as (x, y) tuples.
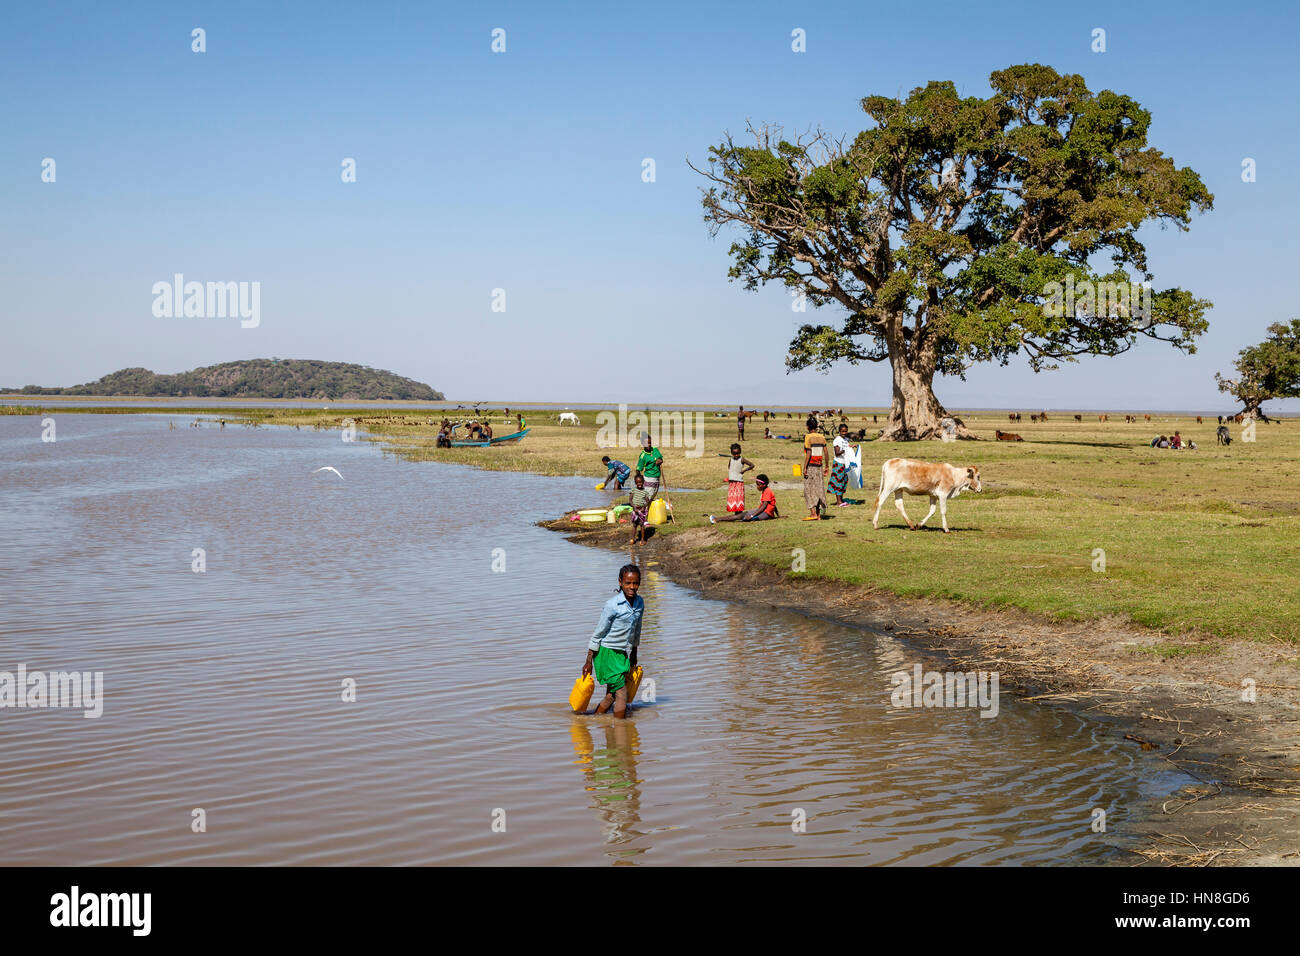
(0, 414), (1193, 865)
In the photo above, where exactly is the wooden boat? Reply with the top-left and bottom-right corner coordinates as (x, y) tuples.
(450, 427), (529, 447)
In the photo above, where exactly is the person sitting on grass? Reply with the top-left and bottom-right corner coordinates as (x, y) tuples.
(709, 474), (778, 522)
(627, 473), (652, 545)
(1170, 430), (1183, 449)
(602, 455), (631, 490)
(582, 564), (643, 719)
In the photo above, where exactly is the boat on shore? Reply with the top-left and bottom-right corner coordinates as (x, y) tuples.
(450, 427), (530, 447)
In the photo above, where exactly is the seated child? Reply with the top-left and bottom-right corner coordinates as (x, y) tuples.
(709, 475), (778, 522)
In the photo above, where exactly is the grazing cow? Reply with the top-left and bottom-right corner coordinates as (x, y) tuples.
(1099, 414), (1108, 422)
(1234, 414), (1243, 425)
(872, 458), (982, 533)
(1074, 414), (1082, 422)
(995, 430), (1023, 441)
(558, 412), (580, 425)
(1008, 413), (1018, 424)
(1216, 425), (1231, 445)
(1196, 416), (1203, 424)
(1144, 414), (1151, 422)
(1039, 411), (1048, 422)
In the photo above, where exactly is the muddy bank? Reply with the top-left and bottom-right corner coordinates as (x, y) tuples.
(543, 517), (1300, 866)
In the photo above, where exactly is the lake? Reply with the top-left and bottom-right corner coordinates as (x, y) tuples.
(0, 413), (1192, 864)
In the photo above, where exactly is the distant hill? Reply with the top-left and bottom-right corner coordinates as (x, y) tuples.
(9, 360), (443, 401)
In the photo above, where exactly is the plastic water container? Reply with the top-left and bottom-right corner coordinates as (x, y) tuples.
(625, 665), (643, 705)
(793, 463), (802, 477)
(569, 673), (594, 713)
(647, 499), (668, 525)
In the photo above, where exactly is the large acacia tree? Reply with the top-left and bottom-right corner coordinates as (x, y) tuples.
(1215, 319), (1300, 421)
(693, 64), (1213, 439)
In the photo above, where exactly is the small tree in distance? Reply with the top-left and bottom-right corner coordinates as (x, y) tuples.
(1216, 319), (1300, 422)
(693, 64), (1214, 439)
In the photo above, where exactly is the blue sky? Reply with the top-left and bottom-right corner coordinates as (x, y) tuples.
(3, 0), (1298, 411)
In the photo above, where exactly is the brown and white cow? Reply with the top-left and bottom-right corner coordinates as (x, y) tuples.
(872, 458), (982, 533)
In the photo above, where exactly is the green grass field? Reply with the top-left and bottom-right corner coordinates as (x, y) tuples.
(8, 401), (1296, 641)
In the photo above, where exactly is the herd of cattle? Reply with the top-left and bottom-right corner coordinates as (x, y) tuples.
(1006, 412), (1248, 425)
(995, 412), (1254, 442)
(743, 405), (1248, 429)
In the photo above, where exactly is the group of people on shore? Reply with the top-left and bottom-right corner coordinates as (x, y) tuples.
(1149, 430), (1198, 450)
(599, 434), (666, 545)
(578, 412), (862, 719)
(711, 413), (861, 523)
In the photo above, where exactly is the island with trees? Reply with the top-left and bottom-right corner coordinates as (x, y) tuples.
(5, 359), (443, 401)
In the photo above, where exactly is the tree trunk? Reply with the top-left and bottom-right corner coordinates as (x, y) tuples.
(1241, 403), (1272, 423)
(877, 323), (975, 441)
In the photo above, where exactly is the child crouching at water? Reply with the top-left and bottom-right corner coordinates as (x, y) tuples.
(582, 564), (643, 719)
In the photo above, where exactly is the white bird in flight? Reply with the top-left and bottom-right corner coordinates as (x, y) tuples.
(313, 466), (344, 479)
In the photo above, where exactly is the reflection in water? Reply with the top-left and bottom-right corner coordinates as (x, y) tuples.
(0, 414), (1195, 865)
(571, 719), (644, 861)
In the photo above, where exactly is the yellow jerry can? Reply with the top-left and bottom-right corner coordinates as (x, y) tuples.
(625, 665), (644, 705)
(646, 498), (669, 525)
(569, 673), (595, 713)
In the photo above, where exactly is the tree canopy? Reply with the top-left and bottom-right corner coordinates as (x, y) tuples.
(1216, 319), (1300, 418)
(694, 63), (1213, 438)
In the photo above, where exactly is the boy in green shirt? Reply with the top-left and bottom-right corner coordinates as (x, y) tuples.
(635, 435), (663, 502)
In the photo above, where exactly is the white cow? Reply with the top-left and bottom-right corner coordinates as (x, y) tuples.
(872, 458), (982, 533)
(558, 412), (580, 426)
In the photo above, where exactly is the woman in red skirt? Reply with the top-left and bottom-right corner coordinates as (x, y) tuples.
(726, 443), (754, 513)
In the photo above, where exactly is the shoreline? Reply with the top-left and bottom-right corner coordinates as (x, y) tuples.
(542, 517), (1300, 866)
(8, 401), (1300, 863)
